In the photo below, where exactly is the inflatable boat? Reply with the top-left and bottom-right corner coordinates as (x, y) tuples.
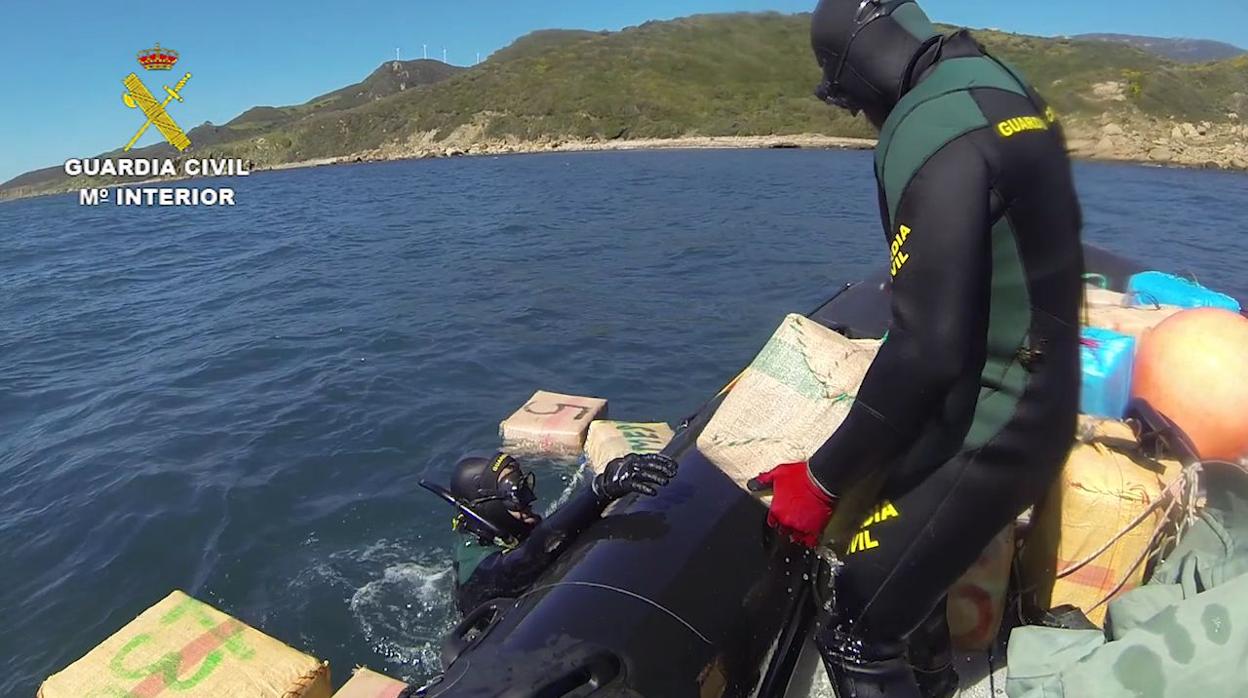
(418, 245), (1246, 698)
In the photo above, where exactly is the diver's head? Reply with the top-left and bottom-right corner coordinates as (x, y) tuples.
(811, 0), (943, 128)
(448, 452), (540, 544)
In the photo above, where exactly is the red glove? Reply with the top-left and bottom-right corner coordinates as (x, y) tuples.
(749, 462), (836, 548)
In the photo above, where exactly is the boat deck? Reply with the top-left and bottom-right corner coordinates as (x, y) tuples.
(952, 646), (1010, 698)
(785, 640), (1009, 697)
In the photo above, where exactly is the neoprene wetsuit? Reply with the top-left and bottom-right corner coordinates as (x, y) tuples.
(808, 30), (1084, 642)
(453, 485), (608, 614)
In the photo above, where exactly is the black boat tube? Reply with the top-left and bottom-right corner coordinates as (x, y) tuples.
(423, 406), (819, 697)
(422, 283), (860, 698)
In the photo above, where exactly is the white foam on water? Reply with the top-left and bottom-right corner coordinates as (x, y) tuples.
(352, 537), (407, 565)
(338, 463), (584, 680)
(348, 552), (458, 678)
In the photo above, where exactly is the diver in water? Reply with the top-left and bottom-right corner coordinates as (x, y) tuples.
(423, 451), (677, 614)
(750, 1), (1084, 696)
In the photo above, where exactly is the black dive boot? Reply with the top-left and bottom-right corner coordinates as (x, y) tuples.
(816, 618), (922, 698)
(907, 600), (958, 698)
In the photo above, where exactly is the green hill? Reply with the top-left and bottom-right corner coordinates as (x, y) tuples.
(299, 59), (466, 114)
(1075, 33), (1246, 63)
(5, 13), (1247, 198)
(487, 29), (604, 62)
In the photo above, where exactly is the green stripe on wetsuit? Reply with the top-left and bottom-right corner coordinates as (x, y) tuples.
(876, 57), (1029, 223)
(874, 55), (1035, 450)
(965, 217), (1033, 449)
(456, 539), (498, 584)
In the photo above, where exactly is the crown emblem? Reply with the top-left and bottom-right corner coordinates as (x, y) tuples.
(137, 42), (179, 71)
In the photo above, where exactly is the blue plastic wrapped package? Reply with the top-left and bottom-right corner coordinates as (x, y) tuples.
(1128, 271), (1242, 311)
(1080, 327), (1137, 419)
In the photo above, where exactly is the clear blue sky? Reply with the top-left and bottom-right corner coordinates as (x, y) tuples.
(2, 0), (1244, 183)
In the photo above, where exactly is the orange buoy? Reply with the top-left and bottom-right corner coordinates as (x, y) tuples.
(1131, 308), (1248, 461)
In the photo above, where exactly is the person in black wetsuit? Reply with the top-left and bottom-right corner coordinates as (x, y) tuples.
(749, 1), (1085, 696)
(423, 451), (677, 614)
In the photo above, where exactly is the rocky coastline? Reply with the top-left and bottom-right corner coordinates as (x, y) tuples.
(342, 133), (876, 163)
(322, 118), (1248, 174)
(2, 126), (1244, 203)
(1064, 114), (1248, 172)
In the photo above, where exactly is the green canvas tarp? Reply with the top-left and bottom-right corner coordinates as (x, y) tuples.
(1006, 462), (1248, 698)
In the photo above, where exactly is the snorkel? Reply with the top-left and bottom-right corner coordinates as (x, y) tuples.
(419, 479), (525, 549)
(422, 452), (542, 548)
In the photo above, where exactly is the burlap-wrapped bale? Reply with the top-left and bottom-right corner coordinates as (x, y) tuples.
(948, 523), (1016, 650)
(697, 314), (881, 490)
(1084, 286), (1127, 308)
(331, 666), (408, 698)
(39, 590), (331, 698)
(499, 390), (608, 458)
(1018, 418), (1181, 626)
(1083, 288), (1183, 337)
(583, 421), (674, 475)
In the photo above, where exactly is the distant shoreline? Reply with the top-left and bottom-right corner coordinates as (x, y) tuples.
(0, 136), (876, 203)
(328, 134), (879, 167)
(331, 131), (1248, 174)
(2, 132), (1244, 204)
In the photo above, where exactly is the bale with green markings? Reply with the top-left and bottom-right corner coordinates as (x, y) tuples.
(38, 590), (331, 698)
(698, 314), (880, 491)
(583, 420), (675, 475)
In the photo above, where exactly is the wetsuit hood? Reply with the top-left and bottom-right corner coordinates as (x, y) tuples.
(811, 0), (944, 128)
(445, 452), (539, 544)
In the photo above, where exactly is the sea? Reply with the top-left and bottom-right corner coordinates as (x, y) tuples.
(1, 149), (1245, 694)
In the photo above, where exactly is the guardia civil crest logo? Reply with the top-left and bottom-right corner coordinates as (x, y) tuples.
(121, 43), (192, 152)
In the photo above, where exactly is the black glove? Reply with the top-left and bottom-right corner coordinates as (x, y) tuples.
(592, 453), (678, 502)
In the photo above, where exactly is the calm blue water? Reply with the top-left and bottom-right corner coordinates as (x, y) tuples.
(1, 150), (1245, 694)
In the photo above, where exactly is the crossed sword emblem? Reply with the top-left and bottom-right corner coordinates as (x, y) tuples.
(122, 72), (192, 151)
